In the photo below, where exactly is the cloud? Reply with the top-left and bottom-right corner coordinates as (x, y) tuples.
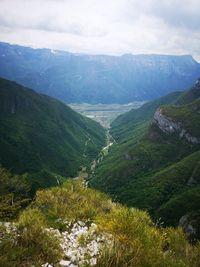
(0, 0), (199, 61)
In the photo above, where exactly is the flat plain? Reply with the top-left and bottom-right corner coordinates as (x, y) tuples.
(69, 102), (145, 128)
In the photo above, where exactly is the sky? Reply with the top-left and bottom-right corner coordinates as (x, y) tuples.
(0, 0), (200, 61)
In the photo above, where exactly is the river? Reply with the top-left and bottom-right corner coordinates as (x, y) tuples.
(90, 129), (115, 174)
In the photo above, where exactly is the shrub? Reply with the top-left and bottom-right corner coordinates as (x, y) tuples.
(35, 178), (114, 228)
(0, 208), (62, 266)
(96, 205), (200, 267)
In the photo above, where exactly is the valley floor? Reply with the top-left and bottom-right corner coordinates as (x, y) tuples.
(69, 102), (145, 128)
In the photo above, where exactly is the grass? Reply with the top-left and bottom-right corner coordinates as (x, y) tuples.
(1, 178), (200, 266)
(161, 98), (200, 136)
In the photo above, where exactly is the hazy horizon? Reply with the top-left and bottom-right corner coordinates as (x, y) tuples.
(0, 0), (200, 61)
(1, 40), (200, 64)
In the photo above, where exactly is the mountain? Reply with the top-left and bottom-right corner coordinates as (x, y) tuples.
(176, 78), (200, 105)
(90, 79), (200, 238)
(0, 78), (105, 187)
(0, 42), (200, 104)
(111, 91), (182, 142)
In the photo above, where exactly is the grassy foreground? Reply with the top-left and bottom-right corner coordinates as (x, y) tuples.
(1, 178), (200, 267)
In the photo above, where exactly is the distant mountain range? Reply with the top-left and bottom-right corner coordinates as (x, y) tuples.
(0, 42), (200, 104)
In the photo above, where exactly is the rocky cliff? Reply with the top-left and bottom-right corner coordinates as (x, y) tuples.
(153, 108), (200, 144)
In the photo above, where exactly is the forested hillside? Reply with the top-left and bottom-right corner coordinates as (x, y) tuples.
(91, 79), (200, 238)
(0, 78), (105, 189)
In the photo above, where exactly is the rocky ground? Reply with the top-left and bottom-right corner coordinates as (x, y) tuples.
(1, 220), (112, 267)
(43, 221), (112, 267)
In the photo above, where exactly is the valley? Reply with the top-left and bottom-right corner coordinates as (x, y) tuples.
(0, 45), (200, 267)
(1, 72), (200, 267)
(1, 0), (200, 265)
(69, 102), (144, 128)
(91, 78), (200, 240)
(0, 78), (106, 190)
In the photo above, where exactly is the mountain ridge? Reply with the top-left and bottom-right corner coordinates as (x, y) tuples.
(0, 77), (106, 185)
(1, 42), (200, 104)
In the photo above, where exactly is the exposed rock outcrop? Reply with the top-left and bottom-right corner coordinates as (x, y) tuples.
(44, 221), (112, 267)
(153, 109), (200, 144)
(153, 109), (181, 134)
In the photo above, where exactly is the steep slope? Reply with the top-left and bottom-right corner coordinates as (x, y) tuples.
(0, 78), (105, 180)
(176, 78), (200, 105)
(0, 167), (31, 220)
(111, 91), (181, 142)
(111, 79), (200, 142)
(154, 99), (200, 142)
(1, 42), (200, 103)
(91, 79), (200, 235)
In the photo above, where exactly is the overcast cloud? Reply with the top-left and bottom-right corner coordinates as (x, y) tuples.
(0, 0), (200, 61)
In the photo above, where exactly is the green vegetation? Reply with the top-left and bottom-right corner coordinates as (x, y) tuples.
(1, 179), (200, 266)
(161, 98), (200, 136)
(0, 167), (30, 220)
(0, 78), (106, 183)
(176, 79), (200, 105)
(35, 178), (114, 228)
(1, 67), (200, 265)
(111, 91), (181, 142)
(0, 208), (62, 267)
(96, 207), (200, 267)
(91, 79), (200, 237)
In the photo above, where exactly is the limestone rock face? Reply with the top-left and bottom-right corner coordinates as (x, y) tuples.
(44, 221), (112, 267)
(153, 109), (200, 144)
(153, 110), (181, 134)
